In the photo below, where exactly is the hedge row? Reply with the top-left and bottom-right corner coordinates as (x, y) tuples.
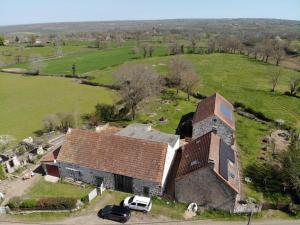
(80, 80), (120, 90)
(7, 197), (77, 210)
(234, 102), (273, 122)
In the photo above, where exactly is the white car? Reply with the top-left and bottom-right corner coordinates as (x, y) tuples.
(123, 195), (152, 213)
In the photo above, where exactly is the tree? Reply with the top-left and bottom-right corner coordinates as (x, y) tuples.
(269, 68), (281, 92)
(29, 35), (36, 45)
(169, 57), (193, 94)
(43, 114), (60, 132)
(148, 45), (154, 57)
(142, 44), (148, 58)
(289, 77), (300, 96)
(15, 36), (19, 43)
(261, 39), (273, 63)
(95, 104), (116, 122)
(0, 36), (4, 46)
(272, 39), (285, 66)
(57, 112), (76, 131)
(180, 70), (200, 101)
(29, 55), (45, 75)
(113, 64), (160, 120)
(72, 64), (76, 76)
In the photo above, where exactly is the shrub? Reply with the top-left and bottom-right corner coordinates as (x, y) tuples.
(38, 197), (77, 210)
(95, 103), (116, 122)
(81, 195), (89, 204)
(20, 198), (38, 209)
(7, 197), (22, 209)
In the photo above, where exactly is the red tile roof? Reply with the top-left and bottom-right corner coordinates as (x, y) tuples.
(41, 147), (60, 162)
(57, 129), (168, 183)
(176, 132), (239, 193)
(193, 93), (235, 130)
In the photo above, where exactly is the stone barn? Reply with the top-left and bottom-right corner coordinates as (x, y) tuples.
(192, 93), (235, 146)
(47, 124), (179, 197)
(175, 131), (240, 212)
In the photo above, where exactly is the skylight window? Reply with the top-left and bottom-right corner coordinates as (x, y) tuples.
(220, 102), (232, 120)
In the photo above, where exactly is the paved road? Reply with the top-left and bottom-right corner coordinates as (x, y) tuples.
(0, 218), (299, 225)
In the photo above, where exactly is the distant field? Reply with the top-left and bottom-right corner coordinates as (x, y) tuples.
(88, 53), (300, 130)
(13, 42), (168, 75)
(0, 72), (117, 141)
(0, 42), (96, 66)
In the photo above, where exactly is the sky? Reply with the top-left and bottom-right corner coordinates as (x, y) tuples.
(1, 0), (300, 26)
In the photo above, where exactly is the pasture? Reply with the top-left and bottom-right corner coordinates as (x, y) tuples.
(0, 72), (117, 141)
(87, 53), (300, 130)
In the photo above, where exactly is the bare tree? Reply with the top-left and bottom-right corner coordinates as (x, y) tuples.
(148, 45), (155, 57)
(272, 39), (285, 66)
(142, 44), (149, 58)
(169, 57), (193, 94)
(181, 70), (200, 101)
(269, 68), (281, 92)
(289, 77), (300, 96)
(29, 55), (45, 75)
(262, 39), (273, 63)
(113, 64), (160, 120)
(43, 114), (60, 132)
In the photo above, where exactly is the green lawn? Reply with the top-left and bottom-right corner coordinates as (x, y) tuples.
(25, 177), (93, 199)
(0, 72), (117, 141)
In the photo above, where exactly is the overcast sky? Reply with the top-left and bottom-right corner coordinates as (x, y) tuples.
(1, 0), (299, 26)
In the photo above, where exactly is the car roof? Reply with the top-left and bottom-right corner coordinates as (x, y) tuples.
(111, 205), (130, 213)
(133, 195), (151, 204)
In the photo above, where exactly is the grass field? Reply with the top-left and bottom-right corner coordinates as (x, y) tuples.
(11, 41), (168, 75)
(24, 178), (93, 199)
(87, 53), (300, 130)
(0, 72), (117, 141)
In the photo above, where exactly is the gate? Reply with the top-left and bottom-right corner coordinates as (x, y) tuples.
(114, 174), (133, 193)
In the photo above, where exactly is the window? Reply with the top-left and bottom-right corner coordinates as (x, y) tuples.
(143, 187), (150, 196)
(128, 196), (134, 203)
(137, 203), (146, 207)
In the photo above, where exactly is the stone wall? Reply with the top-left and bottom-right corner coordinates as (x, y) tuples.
(192, 116), (234, 146)
(57, 161), (162, 196)
(175, 167), (237, 212)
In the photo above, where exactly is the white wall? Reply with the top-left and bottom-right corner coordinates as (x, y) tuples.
(161, 138), (180, 190)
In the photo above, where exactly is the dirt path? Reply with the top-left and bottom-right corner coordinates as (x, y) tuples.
(0, 172), (40, 206)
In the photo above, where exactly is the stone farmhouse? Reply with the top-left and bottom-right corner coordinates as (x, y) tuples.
(41, 93), (240, 212)
(192, 93), (235, 146)
(174, 93), (240, 212)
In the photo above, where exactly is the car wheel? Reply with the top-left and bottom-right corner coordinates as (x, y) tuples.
(143, 210), (148, 213)
(120, 219), (127, 223)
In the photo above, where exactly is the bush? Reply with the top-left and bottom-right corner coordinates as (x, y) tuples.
(7, 197), (77, 210)
(95, 104), (116, 122)
(38, 197), (77, 210)
(20, 198), (38, 209)
(81, 195), (89, 204)
(7, 197), (22, 209)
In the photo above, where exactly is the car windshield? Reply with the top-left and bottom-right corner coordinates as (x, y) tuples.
(128, 196), (134, 203)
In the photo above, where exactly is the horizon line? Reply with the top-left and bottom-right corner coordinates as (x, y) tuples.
(1, 17), (299, 27)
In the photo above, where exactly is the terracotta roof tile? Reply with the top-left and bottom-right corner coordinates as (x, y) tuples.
(57, 129), (168, 183)
(176, 132), (239, 193)
(193, 93), (235, 130)
(41, 147), (60, 162)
